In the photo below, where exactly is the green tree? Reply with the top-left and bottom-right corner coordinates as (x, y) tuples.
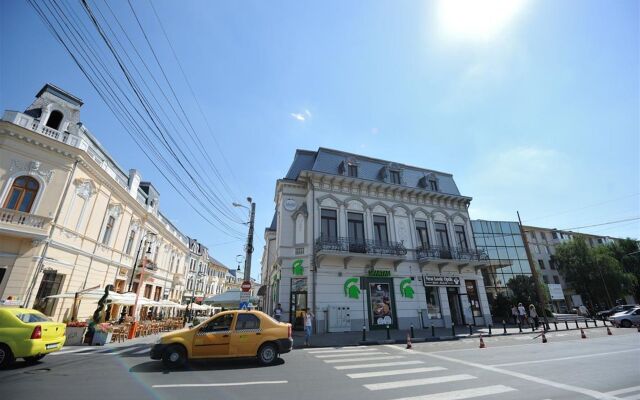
(506, 275), (539, 306)
(604, 239), (640, 301)
(554, 235), (636, 308)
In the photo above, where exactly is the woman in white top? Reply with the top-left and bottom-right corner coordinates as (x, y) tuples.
(529, 304), (539, 329)
(304, 309), (314, 346)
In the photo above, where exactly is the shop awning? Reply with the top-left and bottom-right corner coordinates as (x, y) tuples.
(203, 289), (259, 306)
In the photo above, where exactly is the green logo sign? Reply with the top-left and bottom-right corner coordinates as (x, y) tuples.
(368, 270), (391, 277)
(292, 259), (304, 276)
(343, 278), (361, 299)
(400, 278), (414, 299)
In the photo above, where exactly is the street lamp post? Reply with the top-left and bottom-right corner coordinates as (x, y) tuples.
(128, 244), (152, 339)
(121, 232), (156, 323)
(233, 198), (256, 282)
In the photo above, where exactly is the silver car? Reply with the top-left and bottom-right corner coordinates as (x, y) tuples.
(609, 307), (640, 328)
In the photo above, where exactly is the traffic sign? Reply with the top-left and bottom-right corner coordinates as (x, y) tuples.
(241, 281), (251, 292)
(239, 291), (250, 310)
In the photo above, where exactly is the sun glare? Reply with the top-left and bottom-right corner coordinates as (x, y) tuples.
(437, 0), (528, 42)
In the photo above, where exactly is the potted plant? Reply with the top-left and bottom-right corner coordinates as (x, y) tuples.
(65, 321), (88, 346)
(91, 323), (114, 346)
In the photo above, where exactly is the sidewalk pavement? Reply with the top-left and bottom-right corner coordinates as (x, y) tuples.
(293, 320), (613, 349)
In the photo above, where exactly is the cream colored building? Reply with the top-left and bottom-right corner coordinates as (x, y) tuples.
(0, 84), (191, 321)
(207, 256), (229, 297)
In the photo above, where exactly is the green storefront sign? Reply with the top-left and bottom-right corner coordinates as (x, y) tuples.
(368, 270), (391, 278)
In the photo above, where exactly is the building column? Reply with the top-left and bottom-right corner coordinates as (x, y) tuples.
(339, 204), (347, 238)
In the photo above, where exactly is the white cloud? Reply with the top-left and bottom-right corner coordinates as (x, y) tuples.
(290, 109), (312, 122)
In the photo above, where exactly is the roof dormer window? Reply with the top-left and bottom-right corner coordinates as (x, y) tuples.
(46, 110), (63, 130)
(390, 170), (401, 184)
(429, 178), (438, 191)
(348, 164), (358, 177)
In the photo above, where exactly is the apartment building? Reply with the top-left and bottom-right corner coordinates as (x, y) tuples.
(261, 148), (493, 333)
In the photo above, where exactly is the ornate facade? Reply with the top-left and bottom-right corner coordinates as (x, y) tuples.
(0, 84), (192, 321)
(261, 148), (493, 333)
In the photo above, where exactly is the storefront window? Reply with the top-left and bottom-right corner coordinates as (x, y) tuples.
(425, 286), (442, 319)
(369, 282), (393, 326)
(465, 280), (482, 317)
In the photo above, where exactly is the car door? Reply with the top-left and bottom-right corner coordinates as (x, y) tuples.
(191, 313), (234, 358)
(230, 314), (262, 357)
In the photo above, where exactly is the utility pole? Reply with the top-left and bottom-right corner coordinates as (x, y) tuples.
(518, 211), (550, 330)
(243, 198), (256, 282)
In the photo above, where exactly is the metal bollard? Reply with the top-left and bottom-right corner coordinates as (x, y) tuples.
(469, 325), (473, 335)
(518, 322), (522, 333)
(362, 325), (366, 342)
(386, 325), (391, 340)
(431, 325), (435, 337)
(410, 324), (415, 339)
(554, 322), (558, 331)
(452, 324), (456, 337)
(502, 320), (507, 335)
(593, 319), (597, 327)
(575, 320), (579, 329)
(585, 319), (589, 328)
(565, 320), (569, 330)
(488, 325), (492, 336)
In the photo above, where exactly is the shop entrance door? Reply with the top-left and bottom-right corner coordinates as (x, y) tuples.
(366, 278), (397, 330)
(289, 291), (307, 331)
(447, 287), (465, 325)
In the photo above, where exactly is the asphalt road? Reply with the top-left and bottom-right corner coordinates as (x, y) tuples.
(1, 328), (638, 400)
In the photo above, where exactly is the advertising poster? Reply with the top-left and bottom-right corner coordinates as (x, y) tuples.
(369, 282), (393, 326)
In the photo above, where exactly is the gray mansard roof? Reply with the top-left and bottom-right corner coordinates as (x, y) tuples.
(284, 148), (463, 196)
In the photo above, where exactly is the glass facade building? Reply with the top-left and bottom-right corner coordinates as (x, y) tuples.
(471, 220), (532, 300)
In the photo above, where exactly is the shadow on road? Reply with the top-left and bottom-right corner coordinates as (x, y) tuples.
(129, 357), (285, 374)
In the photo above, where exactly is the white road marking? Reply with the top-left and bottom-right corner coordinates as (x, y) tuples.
(364, 374), (476, 391)
(324, 355), (404, 364)
(315, 351), (387, 358)
(153, 381), (288, 388)
(334, 360), (424, 370)
(308, 348), (377, 354)
(51, 348), (98, 355)
(389, 384), (517, 400)
(425, 352), (621, 400)
(303, 346), (366, 352)
(130, 347), (151, 355)
(347, 366), (447, 379)
(606, 386), (640, 396)
(492, 349), (640, 367)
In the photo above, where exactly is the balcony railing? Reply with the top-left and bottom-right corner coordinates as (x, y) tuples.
(416, 245), (489, 262)
(315, 236), (407, 257)
(0, 208), (51, 230)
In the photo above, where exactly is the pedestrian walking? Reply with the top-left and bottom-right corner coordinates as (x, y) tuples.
(274, 303), (283, 322)
(304, 308), (314, 346)
(511, 305), (519, 325)
(529, 304), (539, 329)
(518, 303), (527, 325)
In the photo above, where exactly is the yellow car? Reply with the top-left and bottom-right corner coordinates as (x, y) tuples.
(0, 307), (66, 368)
(151, 310), (293, 368)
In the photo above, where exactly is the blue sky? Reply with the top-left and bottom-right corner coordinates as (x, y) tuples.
(1, 0), (638, 279)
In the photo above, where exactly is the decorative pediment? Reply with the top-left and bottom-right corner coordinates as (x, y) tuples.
(107, 203), (123, 219)
(74, 179), (97, 200)
(9, 159), (54, 183)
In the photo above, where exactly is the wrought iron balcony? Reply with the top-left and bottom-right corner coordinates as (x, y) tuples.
(315, 236), (407, 257)
(416, 245), (489, 262)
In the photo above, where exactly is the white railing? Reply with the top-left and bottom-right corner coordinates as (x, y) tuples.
(0, 208), (51, 230)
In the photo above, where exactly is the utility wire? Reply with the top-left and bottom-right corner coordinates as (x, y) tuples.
(26, 0), (246, 239)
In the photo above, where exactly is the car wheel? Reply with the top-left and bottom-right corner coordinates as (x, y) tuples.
(257, 343), (277, 365)
(162, 345), (187, 368)
(621, 319), (632, 328)
(24, 354), (46, 364)
(0, 344), (15, 369)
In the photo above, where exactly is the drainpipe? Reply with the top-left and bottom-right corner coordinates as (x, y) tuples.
(24, 159), (79, 308)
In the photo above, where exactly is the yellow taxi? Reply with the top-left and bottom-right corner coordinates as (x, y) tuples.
(0, 307), (66, 368)
(150, 310), (292, 367)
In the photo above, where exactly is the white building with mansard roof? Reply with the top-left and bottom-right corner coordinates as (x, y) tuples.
(260, 148), (493, 334)
(0, 84), (192, 321)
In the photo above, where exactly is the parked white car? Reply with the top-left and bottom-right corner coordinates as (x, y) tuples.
(609, 307), (640, 328)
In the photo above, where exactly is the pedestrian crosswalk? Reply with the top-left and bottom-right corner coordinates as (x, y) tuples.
(51, 344), (150, 357)
(304, 346), (519, 400)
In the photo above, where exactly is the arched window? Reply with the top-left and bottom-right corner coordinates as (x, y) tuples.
(3, 176), (40, 213)
(46, 110), (64, 130)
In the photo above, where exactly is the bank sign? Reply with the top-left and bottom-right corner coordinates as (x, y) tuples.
(423, 275), (460, 287)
